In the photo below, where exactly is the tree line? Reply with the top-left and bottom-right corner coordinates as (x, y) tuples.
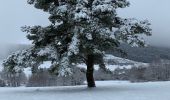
(1, 59), (170, 87)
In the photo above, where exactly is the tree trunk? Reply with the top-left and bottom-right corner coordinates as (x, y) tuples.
(86, 55), (96, 88)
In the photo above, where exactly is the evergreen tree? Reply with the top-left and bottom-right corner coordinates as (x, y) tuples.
(3, 0), (151, 87)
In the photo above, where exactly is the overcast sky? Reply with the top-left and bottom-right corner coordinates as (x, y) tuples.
(0, 0), (49, 45)
(0, 0), (170, 47)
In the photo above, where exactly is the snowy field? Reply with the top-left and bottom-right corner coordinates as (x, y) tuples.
(0, 81), (170, 100)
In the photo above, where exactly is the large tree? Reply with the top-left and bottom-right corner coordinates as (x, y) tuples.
(3, 0), (151, 87)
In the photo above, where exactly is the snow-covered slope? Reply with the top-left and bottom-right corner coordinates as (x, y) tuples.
(77, 64), (134, 71)
(104, 54), (145, 65)
(77, 54), (148, 71)
(0, 81), (170, 100)
(0, 54), (148, 76)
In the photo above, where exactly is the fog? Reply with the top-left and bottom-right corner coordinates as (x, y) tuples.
(118, 0), (170, 47)
(0, 0), (170, 47)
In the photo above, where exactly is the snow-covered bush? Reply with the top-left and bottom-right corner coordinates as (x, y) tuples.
(94, 67), (113, 81)
(0, 79), (6, 87)
(113, 67), (129, 80)
(128, 66), (147, 82)
(27, 67), (86, 87)
(0, 69), (27, 87)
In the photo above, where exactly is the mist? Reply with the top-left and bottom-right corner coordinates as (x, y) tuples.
(118, 0), (170, 47)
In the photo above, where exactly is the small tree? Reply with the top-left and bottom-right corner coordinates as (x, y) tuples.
(0, 69), (27, 87)
(3, 0), (151, 87)
(27, 68), (50, 87)
(128, 66), (146, 82)
(0, 80), (5, 87)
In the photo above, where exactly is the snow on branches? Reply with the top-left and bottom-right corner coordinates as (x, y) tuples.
(114, 18), (152, 47)
(3, 49), (37, 73)
(3, 0), (151, 76)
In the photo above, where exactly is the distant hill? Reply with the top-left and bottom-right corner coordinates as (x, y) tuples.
(1, 44), (170, 63)
(108, 44), (170, 63)
(0, 44), (31, 60)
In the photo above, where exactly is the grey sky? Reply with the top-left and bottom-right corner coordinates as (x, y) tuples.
(0, 0), (49, 44)
(0, 0), (170, 47)
(118, 0), (170, 47)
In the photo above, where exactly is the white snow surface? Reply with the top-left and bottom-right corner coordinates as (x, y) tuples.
(104, 54), (143, 65)
(77, 64), (133, 71)
(0, 81), (170, 100)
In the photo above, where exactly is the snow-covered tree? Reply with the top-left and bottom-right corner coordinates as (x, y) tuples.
(3, 0), (151, 87)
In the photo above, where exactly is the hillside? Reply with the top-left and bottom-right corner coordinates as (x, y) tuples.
(1, 44), (170, 63)
(108, 44), (170, 63)
(0, 44), (31, 60)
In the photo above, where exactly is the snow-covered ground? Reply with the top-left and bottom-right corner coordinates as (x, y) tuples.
(0, 81), (170, 100)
